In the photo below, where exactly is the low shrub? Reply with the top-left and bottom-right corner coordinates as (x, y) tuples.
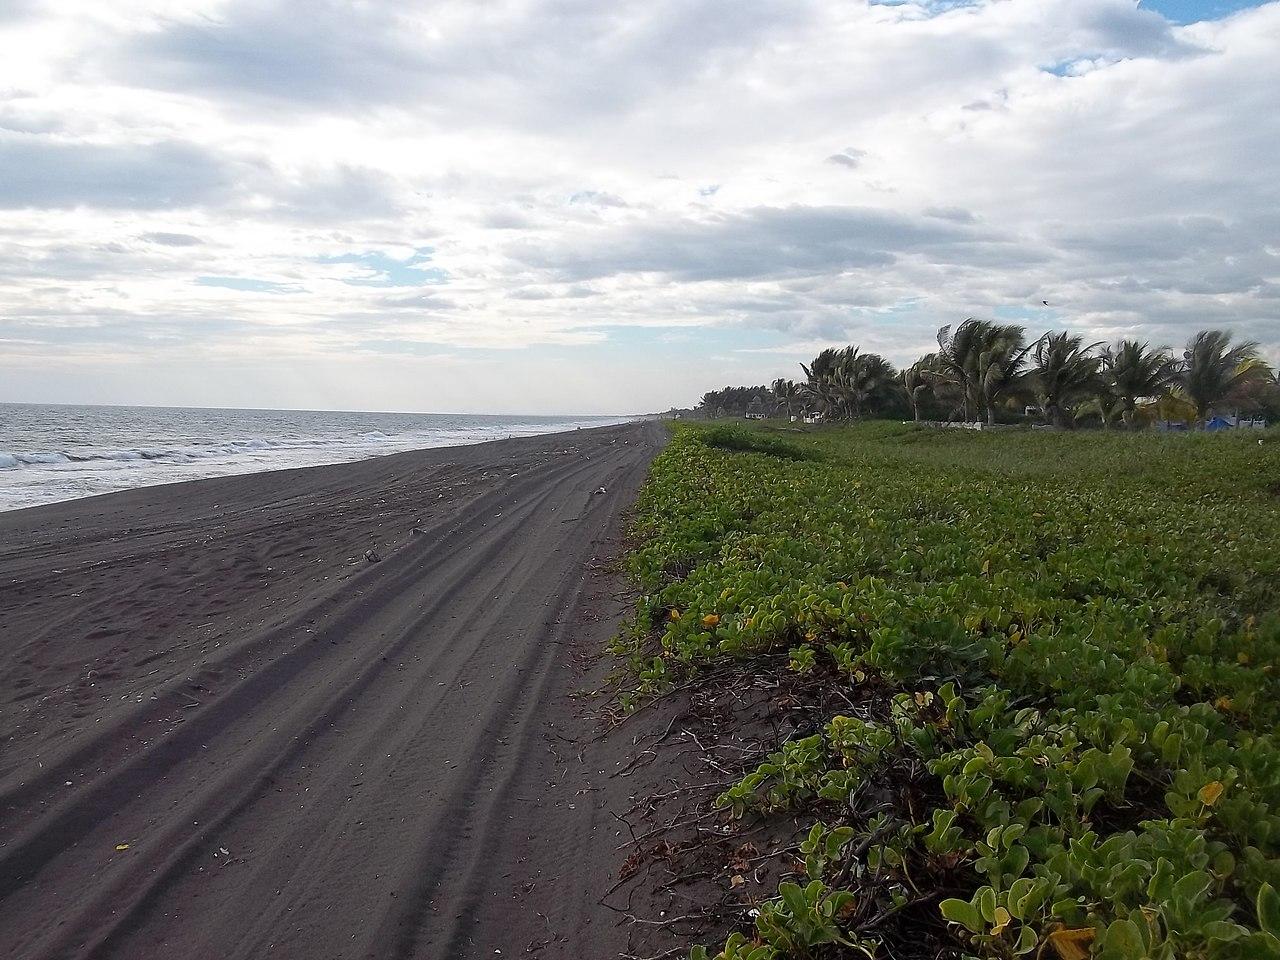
(698, 424), (820, 461)
(620, 422), (1280, 960)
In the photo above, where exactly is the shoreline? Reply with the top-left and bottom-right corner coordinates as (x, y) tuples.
(0, 421), (670, 959)
(0, 410), (645, 514)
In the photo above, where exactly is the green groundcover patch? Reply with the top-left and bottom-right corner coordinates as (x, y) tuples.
(699, 424), (821, 462)
(618, 421), (1280, 960)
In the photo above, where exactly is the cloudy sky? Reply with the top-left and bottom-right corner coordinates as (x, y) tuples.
(1, 0), (1277, 414)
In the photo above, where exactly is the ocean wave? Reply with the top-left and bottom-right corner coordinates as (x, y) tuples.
(0, 409), (635, 511)
(0, 434), (407, 470)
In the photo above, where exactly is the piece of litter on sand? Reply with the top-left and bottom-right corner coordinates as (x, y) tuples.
(364, 549), (381, 563)
(593, 486), (606, 495)
(115, 843), (130, 851)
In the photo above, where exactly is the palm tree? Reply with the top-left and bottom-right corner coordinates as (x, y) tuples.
(1178, 330), (1270, 426)
(901, 355), (937, 423)
(771, 378), (801, 419)
(1032, 332), (1103, 428)
(833, 349), (896, 420)
(935, 319), (990, 422)
(802, 347), (842, 387)
(977, 325), (1036, 426)
(1100, 340), (1175, 429)
(799, 346), (897, 421)
(935, 319), (1034, 424)
(800, 374), (833, 420)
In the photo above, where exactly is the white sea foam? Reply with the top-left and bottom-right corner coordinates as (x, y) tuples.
(0, 405), (635, 511)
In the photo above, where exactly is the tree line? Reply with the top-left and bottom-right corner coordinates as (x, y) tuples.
(699, 322), (1277, 428)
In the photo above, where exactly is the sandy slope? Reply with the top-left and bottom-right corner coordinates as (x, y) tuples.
(0, 421), (667, 960)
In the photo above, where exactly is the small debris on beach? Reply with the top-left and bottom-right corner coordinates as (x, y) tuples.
(364, 549), (381, 563)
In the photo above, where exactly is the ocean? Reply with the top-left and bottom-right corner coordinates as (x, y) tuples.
(0, 403), (635, 512)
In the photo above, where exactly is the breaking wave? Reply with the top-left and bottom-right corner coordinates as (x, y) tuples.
(0, 406), (636, 511)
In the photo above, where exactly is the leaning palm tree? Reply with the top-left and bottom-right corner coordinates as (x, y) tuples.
(935, 319), (1033, 424)
(799, 346), (897, 421)
(771, 378), (802, 419)
(1032, 332), (1103, 428)
(976, 324), (1035, 426)
(800, 375), (837, 421)
(832, 348), (895, 420)
(935, 319), (991, 422)
(1101, 340), (1175, 429)
(1178, 330), (1270, 426)
(901, 354), (938, 422)
(802, 348), (842, 387)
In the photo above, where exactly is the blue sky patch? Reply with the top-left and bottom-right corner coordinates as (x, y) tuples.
(1041, 57), (1100, 77)
(317, 247), (447, 287)
(195, 276), (299, 293)
(868, 0), (981, 14)
(870, 0), (1273, 23)
(1139, 0), (1272, 25)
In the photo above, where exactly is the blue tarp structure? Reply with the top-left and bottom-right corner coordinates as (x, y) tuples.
(1206, 416), (1234, 431)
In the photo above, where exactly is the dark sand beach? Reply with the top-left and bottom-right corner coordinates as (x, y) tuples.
(0, 421), (667, 959)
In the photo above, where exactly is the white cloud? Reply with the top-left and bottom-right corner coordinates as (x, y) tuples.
(0, 0), (1277, 411)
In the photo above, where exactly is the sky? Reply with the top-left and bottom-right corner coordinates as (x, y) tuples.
(0, 0), (1277, 415)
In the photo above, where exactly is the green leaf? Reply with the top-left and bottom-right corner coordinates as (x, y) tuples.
(779, 881), (807, 919)
(1007, 877), (1036, 920)
(1100, 918), (1144, 958)
(1013, 925), (1038, 955)
(978, 886), (998, 923)
(1259, 883), (1280, 937)
(940, 898), (984, 934)
(1004, 843), (1031, 878)
(1201, 921), (1247, 942)
(1173, 870), (1210, 906)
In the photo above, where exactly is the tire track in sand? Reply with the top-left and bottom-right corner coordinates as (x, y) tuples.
(0, 422), (665, 960)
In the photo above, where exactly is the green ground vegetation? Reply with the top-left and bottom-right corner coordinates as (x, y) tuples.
(619, 421), (1280, 960)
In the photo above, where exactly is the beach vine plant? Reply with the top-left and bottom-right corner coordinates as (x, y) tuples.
(617, 420), (1280, 960)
